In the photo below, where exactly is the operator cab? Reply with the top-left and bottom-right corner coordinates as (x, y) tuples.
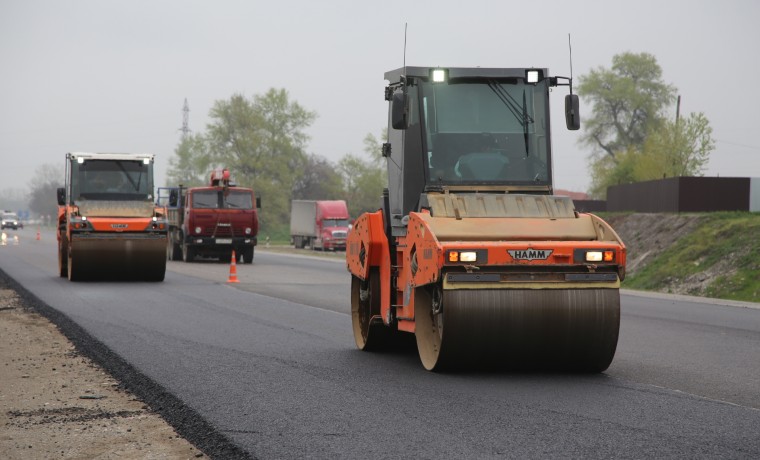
(57, 153), (156, 205)
(384, 66), (578, 233)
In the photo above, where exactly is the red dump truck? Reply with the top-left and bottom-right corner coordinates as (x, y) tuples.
(290, 200), (350, 250)
(157, 168), (260, 263)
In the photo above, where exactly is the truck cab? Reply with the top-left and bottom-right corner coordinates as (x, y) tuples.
(159, 168), (260, 263)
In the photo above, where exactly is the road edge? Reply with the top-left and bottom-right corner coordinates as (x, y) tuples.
(621, 288), (760, 310)
(0, 268), (254, 460)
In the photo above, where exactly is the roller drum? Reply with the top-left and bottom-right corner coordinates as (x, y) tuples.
(415, 288), (620, 372)
(68, 234), (167, 281)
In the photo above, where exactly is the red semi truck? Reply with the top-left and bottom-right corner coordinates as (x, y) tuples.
(158, 168), (260, 263)
(290, 200), (350, 250)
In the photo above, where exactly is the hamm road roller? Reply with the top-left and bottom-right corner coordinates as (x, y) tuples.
(57, 152), (168, 281)
(346, 66), (626, 371)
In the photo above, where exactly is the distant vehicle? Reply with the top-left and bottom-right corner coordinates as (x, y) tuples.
(290, 200), (350, 250)
(157, 167), (260, 263)
(56, 152), (168, 281)
(1, 212), (19, 230)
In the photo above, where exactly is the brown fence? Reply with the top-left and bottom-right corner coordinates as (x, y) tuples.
(607, 177), (751, 212)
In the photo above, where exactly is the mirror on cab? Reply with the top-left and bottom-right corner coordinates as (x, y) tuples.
(56, 187), (66, 206)
(565, 94), (580, 130)
(391, 91), (408, 130)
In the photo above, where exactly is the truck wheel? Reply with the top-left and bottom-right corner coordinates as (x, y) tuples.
(182, 244), (195, 262)
(243, 247), (254, 264)
(167, 241), (182, 261)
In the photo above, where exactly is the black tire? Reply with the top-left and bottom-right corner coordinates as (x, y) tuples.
(58, 234), (68, 278)
(351, 270), (394, 351)
(167, 240), (182, 261)
(242, 246), (254, 264)
(182, 243), (195, 262)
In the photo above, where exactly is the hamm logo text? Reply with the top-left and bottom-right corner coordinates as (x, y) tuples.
(508, 249), (553, 261)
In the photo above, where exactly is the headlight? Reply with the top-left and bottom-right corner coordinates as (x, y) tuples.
(245, 227), (251, 235)
(195, 226), (202, 234)
(446, 249), (485, 264)
(584, 250), (615, 262)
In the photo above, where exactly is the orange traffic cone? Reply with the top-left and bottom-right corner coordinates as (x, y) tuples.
(227, 250), (240, 283)
(36, 227), (41, 241)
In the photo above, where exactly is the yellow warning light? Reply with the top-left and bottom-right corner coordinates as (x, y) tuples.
(448, 251), (459, 263)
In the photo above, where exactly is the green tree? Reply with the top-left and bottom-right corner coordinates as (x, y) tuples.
(166, 133), (210, 187)
(203, 89), (317, 234)
(292, 154), (344, 200)
(27, 163), (63, 222)
(579, 52), (676, 159)
(337, 129), (387, 217)
(580, 52), (714, 198)
(639, 112), (714, 179)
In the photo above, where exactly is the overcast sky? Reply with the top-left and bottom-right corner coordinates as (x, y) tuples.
(1, 0), (758, 198)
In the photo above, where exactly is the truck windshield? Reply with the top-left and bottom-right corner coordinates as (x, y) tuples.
(192, 190), (253, 209)
(419, 79), (551, 185)
(323, 219), (349, 227)
(73, 159), (153, 201)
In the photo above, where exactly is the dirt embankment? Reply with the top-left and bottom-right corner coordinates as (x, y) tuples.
(603, 213), (706, 277)
(0, 286), (209, 460)
(603, 213), (760, 300)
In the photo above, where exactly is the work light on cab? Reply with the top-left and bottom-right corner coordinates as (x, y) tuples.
(526, 69), (542, 83)
(431, 68), (448, 83)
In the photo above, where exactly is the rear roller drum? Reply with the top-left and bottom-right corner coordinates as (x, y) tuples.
(415, 287), (620, 372)
(58, 235), (68, 278)
(351, 270), (393, 351)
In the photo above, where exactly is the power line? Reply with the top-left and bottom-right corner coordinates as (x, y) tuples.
(715, 139), (760, 151)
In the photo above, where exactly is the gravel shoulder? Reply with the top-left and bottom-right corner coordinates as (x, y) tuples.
(0, 284), (209, 459)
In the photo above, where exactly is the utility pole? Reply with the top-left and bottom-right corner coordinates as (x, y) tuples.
(675, 95), (681, 124)
(180, 98), (190, 140)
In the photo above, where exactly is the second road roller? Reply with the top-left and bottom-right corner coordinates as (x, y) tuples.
(346, 66), (627, 371)
(57, 152), (168, 281)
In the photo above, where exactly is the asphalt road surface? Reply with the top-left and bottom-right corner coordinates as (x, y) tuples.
(1, 227), (759, 459)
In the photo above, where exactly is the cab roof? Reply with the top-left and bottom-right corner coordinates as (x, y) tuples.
(384, 66), (550, 84)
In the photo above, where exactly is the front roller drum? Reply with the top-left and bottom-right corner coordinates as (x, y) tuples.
(68, 235), (167, 281)
(415, 287), (620, 372)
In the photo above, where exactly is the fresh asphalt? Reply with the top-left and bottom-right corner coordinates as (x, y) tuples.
(1, 227), (759, 459)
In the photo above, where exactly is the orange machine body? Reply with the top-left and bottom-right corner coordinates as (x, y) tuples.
(348, 209), (626, 334)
